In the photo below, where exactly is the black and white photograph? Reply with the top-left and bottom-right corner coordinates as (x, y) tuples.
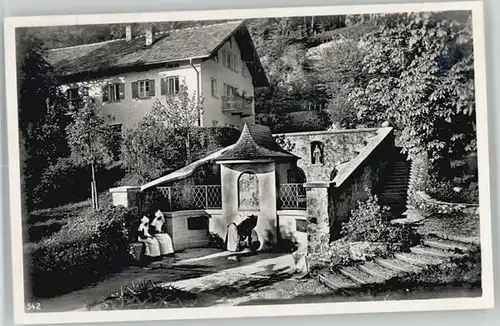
(3, 1), (494, 324)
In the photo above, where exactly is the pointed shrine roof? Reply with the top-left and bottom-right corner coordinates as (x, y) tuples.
(216, 124), (298, 162)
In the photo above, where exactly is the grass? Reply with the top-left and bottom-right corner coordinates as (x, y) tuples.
(25, 192), (113, 243)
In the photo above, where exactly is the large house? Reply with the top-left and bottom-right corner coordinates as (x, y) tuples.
(46, 21), (268, 131)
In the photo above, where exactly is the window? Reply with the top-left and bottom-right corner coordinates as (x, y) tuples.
(103, 83), (124, 103)
(139, 81), (149, 98)
(161, 76), (179, 95)
(109, 123), (123, 160)
(222, 49), (238, 71)
(66, 88), (79, 101)
(210, 78), (218, 97)
(132, 80), (155, 99)
(242, 65), (247, 77)
(223, 83), (238, 97)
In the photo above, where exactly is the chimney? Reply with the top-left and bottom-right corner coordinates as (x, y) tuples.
(125, 24), (133, 41)
(145, 25), (153, 46)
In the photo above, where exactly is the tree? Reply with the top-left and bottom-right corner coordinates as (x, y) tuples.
(348, 13), (475, 179)
(121, 119), (186, 184)
(16, 32), (71, 209)
(66, 97), (114, 210)
(314, 39), (367, 129)
(149, 82), (203, 165)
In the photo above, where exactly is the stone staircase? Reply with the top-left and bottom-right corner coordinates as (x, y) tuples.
(318, 235), (480, 292)
(379, 151), (411, 217)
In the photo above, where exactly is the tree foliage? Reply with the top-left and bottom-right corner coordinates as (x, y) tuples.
(66, 98), (114, 168)
(66, 97), (114, 208)
(16, 32), (71, 209)
(121, 83), (239, 184)
(121, 119), (186, 184)
(348, 13), (475, 177)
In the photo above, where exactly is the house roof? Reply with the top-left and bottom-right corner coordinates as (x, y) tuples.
(216, 123), (298, 162)
(46, 21), (269, 87)
(140, 145), (234, 191)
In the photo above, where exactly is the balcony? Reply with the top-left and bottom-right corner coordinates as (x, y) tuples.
(221, 96), (253, 117)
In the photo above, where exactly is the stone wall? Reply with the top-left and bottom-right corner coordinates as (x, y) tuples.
(163, 210), (211, 251)
(329, 134), (394, 240)
(276, 129), (380, 182)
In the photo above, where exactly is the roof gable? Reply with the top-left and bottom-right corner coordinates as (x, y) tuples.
(217, 124), (298, 162)
(46, 21), (269, 87)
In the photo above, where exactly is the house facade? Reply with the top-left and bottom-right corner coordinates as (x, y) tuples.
(47, 21), (268, 131)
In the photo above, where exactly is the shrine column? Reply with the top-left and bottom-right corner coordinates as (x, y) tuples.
(303, 182), (331, 270)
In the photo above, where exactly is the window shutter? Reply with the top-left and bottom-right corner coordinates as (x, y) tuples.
(119, 83), (125, 99)
(131, 82), (138, 99)
(175, 77), (180, 93)
(160, 78), (166, 95)
(102, 85), (109, 102)
(148, 79), (155, 97)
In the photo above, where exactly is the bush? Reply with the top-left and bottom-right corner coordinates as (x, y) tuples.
(207, 232), (225, 250)
(426, 177), (479, 205)
(256, 111), (331, 133)
(26, 206), (137, 298)
(341, 187), (417, 251)
(121, 125), (240, 184)
(32, 157), (125, 209)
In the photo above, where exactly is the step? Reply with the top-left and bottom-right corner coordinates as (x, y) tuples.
(380, 194), (407, 199)
(423, 239), (476, 253)
(433, 234), (481, 246)
(318, 272), (359, 291)
(410, 246), (458, 259)
(375, 258), (422, 273)
(383, 183), (409, 187)
(384, 182), (409, 186)
(394, 252), (446, 267)
(358, 261), (399, 279)
(339, 266), (386, 285)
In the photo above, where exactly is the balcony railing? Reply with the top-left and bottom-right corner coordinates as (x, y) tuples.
(221, 96), (253, 117)
(278, 183), (307, 210)
(153, 185), (222, 211)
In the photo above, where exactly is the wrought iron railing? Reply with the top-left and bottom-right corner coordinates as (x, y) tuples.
(154, 185), (222, 211)
(278, 183), (307, 210)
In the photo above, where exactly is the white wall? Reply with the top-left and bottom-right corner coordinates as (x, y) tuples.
(200, 35), (256, 128)
(61, 64), (200, 131)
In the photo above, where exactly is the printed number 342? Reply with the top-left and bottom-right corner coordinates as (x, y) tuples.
(26, 302), (41, 311)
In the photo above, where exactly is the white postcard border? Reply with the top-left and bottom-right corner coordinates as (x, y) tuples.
(3, 1), (494, 324)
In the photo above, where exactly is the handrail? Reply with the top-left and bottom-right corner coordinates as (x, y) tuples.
(331, 127), (393, 190)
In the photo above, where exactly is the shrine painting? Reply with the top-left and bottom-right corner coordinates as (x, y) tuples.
(238, 172), (260, 210)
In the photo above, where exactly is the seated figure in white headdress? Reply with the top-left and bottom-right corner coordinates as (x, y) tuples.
(151, 210), (174, 256)
(137, 216), (161, 258)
